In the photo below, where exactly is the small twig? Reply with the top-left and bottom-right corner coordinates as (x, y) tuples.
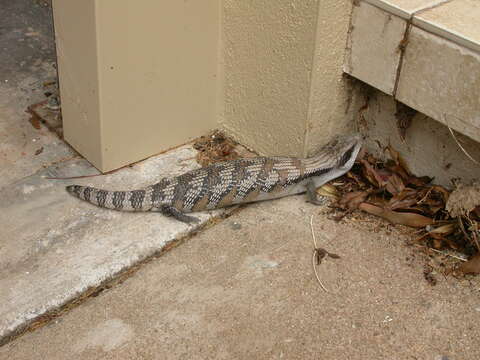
(417, 187), (433, 205)
(310, 215), (329, 292)
(445, 116), (480, 165)
(312, 252), (329, 292)
(310, 215), (318, 249)
(414, 244), (467, 262)
(458, 216), (471, 243)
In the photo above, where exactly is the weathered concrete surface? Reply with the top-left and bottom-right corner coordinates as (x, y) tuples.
(2, 196), (479, 359)
(0, 145), (225, 342)
(0, 0), (55, 87)
(0, 0), (77, 189)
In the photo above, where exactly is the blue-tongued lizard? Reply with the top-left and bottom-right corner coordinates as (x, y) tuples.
(66, 134), (363, 223)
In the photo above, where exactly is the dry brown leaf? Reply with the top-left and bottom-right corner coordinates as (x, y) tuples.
(444, 237), (460, 250)
(387, 144), (411, 175)
(28, 113), (42, 129)
(458, 253), (480, 275)
(385, 162), (410, 181)
(360, 159), (407, 196)
(314, 248), (341, 266)
(407, 175), (432, 187)
(388, 198), (418, 211)
(388, 189), (418, 210)
(346, 171), (366, 187)
(358, 203), (434, 228)
(338, 190), (371, 210)
(392, 188), (418, 200)
(367, 194), (388, 207)
(428, 223), (456, 236)
(385, 173), (406, 195)
(473, 206), (480, 219)
(316, 184), (339, 199)
(360, 160), (381, 187)
(432, 238), (443, 249)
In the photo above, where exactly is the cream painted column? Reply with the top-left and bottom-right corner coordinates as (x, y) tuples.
(220, 0), (356, 157)
(52, 0), (219, 172)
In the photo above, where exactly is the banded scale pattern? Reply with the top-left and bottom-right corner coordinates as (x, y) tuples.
(66, 134), (362, 222)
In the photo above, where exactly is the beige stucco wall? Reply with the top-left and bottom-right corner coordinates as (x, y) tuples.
(220, 0), (356, 157)
(305, 1), (359, 156)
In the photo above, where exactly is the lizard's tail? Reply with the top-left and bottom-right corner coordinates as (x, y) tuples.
(66, 185), (153, 211)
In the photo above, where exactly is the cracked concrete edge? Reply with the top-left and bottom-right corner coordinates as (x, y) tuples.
(0, 204), (241, 347)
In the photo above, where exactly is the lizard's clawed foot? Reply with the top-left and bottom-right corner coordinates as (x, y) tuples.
(160, 206), (201, 224)
(306, 181), (328, 206)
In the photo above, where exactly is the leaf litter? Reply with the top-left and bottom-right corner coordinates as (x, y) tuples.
(322, 145), (480, 279)
(193, 130), (241, 166)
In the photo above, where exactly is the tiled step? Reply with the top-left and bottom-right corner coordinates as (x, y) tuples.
(345, 0), (480, 143)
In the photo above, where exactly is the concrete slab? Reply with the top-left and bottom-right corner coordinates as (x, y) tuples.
(2, 196), (479, 359)
(0, 145), (226, 343)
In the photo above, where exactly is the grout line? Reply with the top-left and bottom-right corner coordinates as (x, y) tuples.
(391, 0), (452, 98)
(392, 16), (412, 98)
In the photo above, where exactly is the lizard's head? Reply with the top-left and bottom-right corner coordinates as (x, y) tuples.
(317, 133), (363, 171)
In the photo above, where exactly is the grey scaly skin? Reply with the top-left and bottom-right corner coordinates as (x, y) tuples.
(66, 134), (362, 223)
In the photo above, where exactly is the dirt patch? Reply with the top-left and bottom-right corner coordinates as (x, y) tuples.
(27, 80), (62, 138)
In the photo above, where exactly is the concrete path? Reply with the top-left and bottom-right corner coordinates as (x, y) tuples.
(2, 196), (479, 359)
(0, 145), (226, 343)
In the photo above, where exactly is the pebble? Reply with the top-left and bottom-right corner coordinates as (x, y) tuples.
(230, 222), (242, 230)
